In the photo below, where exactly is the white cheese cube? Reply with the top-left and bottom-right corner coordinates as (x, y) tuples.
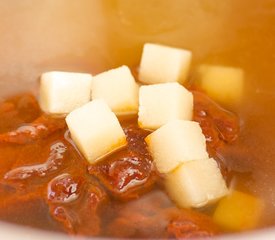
(145, 120), (208, 173)
(91, 66), (139, 115)
(166, 158), (228, 208)
(39, 71), (92, 115)
(197, 65), (244, 105)
(65, 99), (127, 163)
(139, 43), (192, 84)
(138, 83), (193, 130)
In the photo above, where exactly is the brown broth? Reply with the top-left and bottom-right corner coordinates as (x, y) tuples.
(0, 0), (274, 234)
(0, 91), (235, 237)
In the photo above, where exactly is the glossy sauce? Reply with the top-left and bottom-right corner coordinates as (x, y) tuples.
(0, 90), (237, 237)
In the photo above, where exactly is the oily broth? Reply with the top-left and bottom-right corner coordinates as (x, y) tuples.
(99, 0), (275, 227)
(0, 0), (274, 231)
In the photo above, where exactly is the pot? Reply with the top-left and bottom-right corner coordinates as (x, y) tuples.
(0, 0), (274, 239)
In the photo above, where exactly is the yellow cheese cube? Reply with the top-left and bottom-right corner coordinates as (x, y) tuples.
(39, 71), (92, 115)
(166, 158), (228, 208)
(213, 191), (264, 231)
(138, 83), (193, 130)
(66, 99), (127, 164)
(197, 65), (244, 106)
(139, 43), (192, 84)
(145, 120), (208, 173)
(91, 66), (139, 115)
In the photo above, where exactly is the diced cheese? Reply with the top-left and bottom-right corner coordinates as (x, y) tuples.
(197, 65), (244, 105)
(145, 120), (208, 173)
(65, 99), (127, 163)
(139, 43), (192, 84)
(91, 66), (139, 115)
(138, 83), (193, 130)
(213, 191), (264, 231)
(39, 71), (92, 115)
(166, 158), (228, 208)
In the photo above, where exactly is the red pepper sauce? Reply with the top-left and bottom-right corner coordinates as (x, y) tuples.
(0, 91), (239, 238)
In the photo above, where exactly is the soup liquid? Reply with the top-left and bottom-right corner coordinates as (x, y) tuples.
(0, 0), (274, 231)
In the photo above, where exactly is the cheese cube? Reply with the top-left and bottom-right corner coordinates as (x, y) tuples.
(138, 83), (193, 130)
(213, 191), (263, 231)
(197, 65), (244, 105)
(166, 158), (228, 208)
(65, 99), (127, 163)
(39, 71), (92, 115)
(91, 66), (139, 115)
(139, 43), (192, 84)
(145, 120), (208, 173)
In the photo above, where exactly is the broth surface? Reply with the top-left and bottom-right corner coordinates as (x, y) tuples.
(0, 90), (237, 237)
(0, 0), (274, 235)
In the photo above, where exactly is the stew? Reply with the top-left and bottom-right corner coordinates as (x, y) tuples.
(0, 0), (274, 238)
(0, 87), (238, 238)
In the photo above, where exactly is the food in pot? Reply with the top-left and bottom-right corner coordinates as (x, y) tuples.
(0, 43), (261, 238)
